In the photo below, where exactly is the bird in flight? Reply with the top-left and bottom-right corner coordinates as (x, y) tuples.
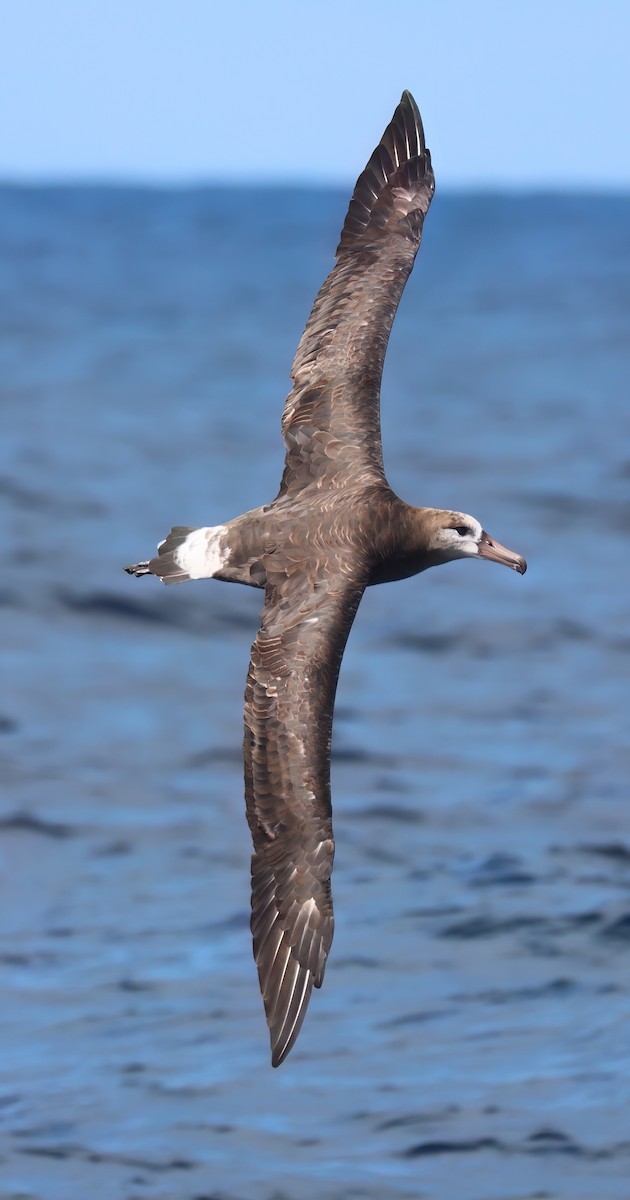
(126, 91), (526, 1066)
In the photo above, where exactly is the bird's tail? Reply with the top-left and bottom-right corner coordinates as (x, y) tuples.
(125, 526), (196, 585)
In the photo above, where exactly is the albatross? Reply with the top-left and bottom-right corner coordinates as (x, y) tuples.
(126, 91), (526, 1066)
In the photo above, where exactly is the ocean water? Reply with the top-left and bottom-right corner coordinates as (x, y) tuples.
(1, 184), (629, 1200)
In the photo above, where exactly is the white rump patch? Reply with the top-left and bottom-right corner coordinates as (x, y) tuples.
(175, 525), (228, 579)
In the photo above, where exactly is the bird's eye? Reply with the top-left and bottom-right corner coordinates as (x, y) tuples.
(454, 525), (470, 537)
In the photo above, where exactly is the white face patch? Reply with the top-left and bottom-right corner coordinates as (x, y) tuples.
(436, 513), (483, 559)
(175, 524), (228, 579)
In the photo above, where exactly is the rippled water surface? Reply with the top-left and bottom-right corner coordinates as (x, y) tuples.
(1, 185), (629, 1199)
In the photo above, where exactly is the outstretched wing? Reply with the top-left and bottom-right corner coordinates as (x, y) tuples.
(279, 90), (435, 498)
(244, 561), (367, 1065)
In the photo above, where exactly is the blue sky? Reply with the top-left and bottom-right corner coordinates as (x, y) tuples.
(1, 0), (628, 187)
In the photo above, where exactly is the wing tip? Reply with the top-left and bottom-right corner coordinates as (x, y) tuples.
(268, 960), (315, 1067)
(400, 89), (425, 153)
(336, 90), (433, 258)
(252, 893), (321, 1068)
(271, 1036), (293, 1068)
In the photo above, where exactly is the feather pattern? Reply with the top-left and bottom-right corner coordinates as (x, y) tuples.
(245, 564), (366, 1065)
(279, 91), (435, 498)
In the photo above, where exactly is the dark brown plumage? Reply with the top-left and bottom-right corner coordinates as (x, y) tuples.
(280, 91), (434, 498)
(125, 91), (526, 1066)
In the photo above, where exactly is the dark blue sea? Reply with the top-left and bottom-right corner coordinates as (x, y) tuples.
(1, 184), (629, 1200)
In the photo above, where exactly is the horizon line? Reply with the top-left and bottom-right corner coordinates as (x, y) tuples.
(1, 173), (629, 196)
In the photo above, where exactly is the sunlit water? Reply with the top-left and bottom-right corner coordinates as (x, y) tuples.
(1, 185), (629, 1199)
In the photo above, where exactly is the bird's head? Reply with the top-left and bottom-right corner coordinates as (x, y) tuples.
(428, 510), (527, 574)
